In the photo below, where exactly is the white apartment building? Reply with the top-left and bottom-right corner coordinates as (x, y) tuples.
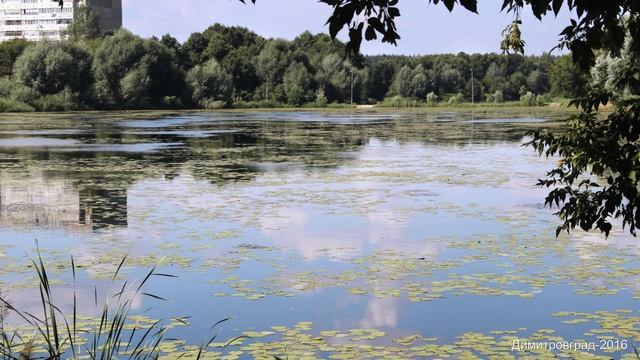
(0, 0), (121, 41)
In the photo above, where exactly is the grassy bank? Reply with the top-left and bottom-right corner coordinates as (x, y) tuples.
(0, 103), (582, 118)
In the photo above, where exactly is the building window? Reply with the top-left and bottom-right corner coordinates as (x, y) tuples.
(39, 30), (59, 37)
(4, 30), (24, 36)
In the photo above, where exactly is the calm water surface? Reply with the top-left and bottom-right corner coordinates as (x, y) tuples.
(0, 109), (638, 358)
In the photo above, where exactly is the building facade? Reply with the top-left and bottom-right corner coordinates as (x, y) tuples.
(0, 0), (121, 42)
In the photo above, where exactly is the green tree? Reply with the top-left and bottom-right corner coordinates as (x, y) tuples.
(391, 65), (412, 98)
(64, 5), (100, 40)
(482, 62), (505, 94)
(186, 58), (233, 107)
(201, 24), (264, 62)
(436, 62), (463, 94)
(528, 28), (640, 236)
(222, 46), (260, 100)
(317, 54), (343, 100)
(392, 64), (434, 99)
(526, 69), (548, 95)
(13, 41), (93, 99)
(549, 55), (589, 98)
(364, 59), (395, 101)
(160, 34), (188, 68)
(256, 39), (289, 100)
(242, 0), (634, 74)
(316, 53), (363, 103)
(409, 64), (432, 99)
(283, 62), (313, 105)
(503, 72), (526, 100)
(0, 39), (29, 77)
(590, 39), (639, 103)
(120, 61), (152, 108)
(183, 32), (208, 68)
(92, 29), (185, 109)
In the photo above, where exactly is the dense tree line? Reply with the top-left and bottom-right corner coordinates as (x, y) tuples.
(0, 23), (587, 111)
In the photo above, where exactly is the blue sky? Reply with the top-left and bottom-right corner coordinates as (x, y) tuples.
(123, 0), (574, 55)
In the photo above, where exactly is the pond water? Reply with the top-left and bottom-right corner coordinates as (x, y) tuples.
(0, 109), (638, 359)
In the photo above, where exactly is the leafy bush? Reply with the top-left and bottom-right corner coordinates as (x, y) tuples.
(493, 90), (504, 103)
(0, 97), (34, 112)
(315, 89), (328, 107)
(0, 76), (13, 97)
(0, 76), (36, 111)
(33, 88), (83, 111)
(9, 83), (39, 107)
(162, 96), (183, 109)
(448, 93), (465, 105)
(520, 91), (537, 106)
(426, 91), (438, 106)
(201, 99), (227, 109)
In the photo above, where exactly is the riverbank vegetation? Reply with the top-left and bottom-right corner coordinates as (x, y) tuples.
(0, 249), (239, 359)
(0, 21), (587, 112)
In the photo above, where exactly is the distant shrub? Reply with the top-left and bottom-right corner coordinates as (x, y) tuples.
(0, 76), (37, 111)
(535, 94), (549, 106)
(255, 100), (282, 108)
(519, 85), (529, 97)
(520, 91), (537, 106)
(392, 95), (404, 107)
(492, 90), (504, 103)
(10, 83), (39, 106)
(202, 99), (227, 109)
(426, 92), (438, 106)
(448, 93), (464, 105)
(376, 95), (412, 108)
(162, 96), (183, 109)
(0, 97), (34, 112)
(33, 87), (83, 111)
(0, 76), (14, 97)
(315, 89), (328, 107)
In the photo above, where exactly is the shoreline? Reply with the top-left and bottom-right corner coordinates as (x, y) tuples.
(0, 104), (582, 119)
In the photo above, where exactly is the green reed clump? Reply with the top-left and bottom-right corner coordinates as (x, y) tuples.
(0, 247), (234, 360)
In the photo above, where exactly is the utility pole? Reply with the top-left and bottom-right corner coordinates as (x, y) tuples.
(350, 70), (354, 105)
(347, 51), (354, 105)
(471, 67), (475, 105)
